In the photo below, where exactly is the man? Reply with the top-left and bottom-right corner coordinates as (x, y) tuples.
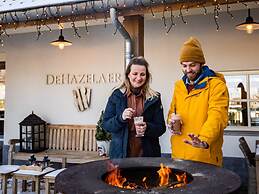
(168, 37), (229, 167)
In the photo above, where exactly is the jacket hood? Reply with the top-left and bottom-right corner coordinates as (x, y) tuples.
(182, 66), (225, 90)
(214, 72), (226, 83)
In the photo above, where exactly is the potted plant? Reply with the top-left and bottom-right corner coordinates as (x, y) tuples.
(95, 111), (112, 157)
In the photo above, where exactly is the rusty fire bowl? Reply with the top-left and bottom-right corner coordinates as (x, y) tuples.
(55, 157), (241, 194)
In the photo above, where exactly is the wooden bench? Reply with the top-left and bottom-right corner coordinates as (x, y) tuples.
(8, 124), (104, 168)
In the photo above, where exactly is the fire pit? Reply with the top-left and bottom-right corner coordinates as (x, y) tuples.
(103, 163), (192, 189)
(55, 157), (241, 194)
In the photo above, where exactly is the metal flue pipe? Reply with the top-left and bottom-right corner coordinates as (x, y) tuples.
(110, 7), (133, 68)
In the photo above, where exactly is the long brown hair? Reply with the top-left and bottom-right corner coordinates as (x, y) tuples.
(119, 56), (158, 99)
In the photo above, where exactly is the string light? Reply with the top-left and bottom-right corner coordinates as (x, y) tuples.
(84, 16), (90, 34)
(166, 6), (175, 34)
(179, 5), (187, 24)
(0, 0), (257, 47)
(149, 0), (155, 18)
(226, 3), (234, 19)
(104, 14), (107, 28)
(36, 23), (42, 40)
(202, 4), (207, 15)
(213, 4), (220, 31)
(161, 6), (167, 29)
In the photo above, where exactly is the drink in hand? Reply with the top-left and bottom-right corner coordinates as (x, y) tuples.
(171, 113), (182, 134)
(134, 116), (144, 137)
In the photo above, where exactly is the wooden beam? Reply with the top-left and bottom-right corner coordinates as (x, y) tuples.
(123, 15), (144, 57)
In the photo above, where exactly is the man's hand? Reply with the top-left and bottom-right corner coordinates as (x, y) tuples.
(183, 133), (209, 149)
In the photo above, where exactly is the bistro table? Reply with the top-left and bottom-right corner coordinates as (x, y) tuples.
(12, 167), (55, 194)
(255, 140), (259, 194)
(44, 168), (66, 194)
(0, 165), (20, 194)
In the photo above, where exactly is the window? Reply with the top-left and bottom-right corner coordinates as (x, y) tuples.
(222, 71), (259, 128)
(0, 62), (4, 111)
(0, 62), (4, 137)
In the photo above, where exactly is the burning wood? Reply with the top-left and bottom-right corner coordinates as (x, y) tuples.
(157, 163), (172, 186)
(104, 161), (188, 190)
(105, 161), (137, 189)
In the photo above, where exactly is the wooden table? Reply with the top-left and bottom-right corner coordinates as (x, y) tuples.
(0, 165), (20, 194)
(12, 167), (55, 194)
(44, 168), (66, 194)
(255, 140), (259, 194)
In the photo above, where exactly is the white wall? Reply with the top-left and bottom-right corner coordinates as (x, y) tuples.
(0, 52), (5, 61)
(3, 24), (124, 144)
(1, 7), (259, 157)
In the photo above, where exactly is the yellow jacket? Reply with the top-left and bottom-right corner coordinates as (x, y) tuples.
(168, 70), (229, 166)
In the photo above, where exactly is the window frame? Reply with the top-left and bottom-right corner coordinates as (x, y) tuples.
(221, 70), (259, 132)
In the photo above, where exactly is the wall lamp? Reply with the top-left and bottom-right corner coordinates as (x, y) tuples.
(50, 29), (72, 49)
(236, 8), (259, 34)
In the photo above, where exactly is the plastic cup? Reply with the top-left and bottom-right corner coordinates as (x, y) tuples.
(171, 114), (182, 133)
(134, 116), (144, 137)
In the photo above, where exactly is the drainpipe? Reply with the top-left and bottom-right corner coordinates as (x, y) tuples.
(110, 7), (133, 69)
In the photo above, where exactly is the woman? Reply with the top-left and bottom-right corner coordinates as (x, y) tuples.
(102, 56), (166, 159)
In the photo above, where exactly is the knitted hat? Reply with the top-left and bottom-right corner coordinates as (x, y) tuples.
(179, 37), (206, 64)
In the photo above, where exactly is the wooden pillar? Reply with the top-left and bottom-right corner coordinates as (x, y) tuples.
(123, 15), (144, 57)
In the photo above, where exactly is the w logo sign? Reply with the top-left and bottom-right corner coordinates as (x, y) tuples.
(72, 86), (92, 112)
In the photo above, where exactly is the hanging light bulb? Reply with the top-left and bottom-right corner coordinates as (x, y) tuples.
(50, 29), (72, 49)
(58, 43), (65, 50)
(236, 8), (259, 34)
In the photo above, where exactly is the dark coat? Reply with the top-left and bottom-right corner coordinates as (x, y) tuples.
(102, 88), (166, 159)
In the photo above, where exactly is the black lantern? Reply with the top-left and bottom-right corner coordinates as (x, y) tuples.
(19, 112), (47, 152)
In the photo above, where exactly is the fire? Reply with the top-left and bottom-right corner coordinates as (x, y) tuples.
(142, 177), (148, 189)
(172, 172), (187, 188)
(105, 165), (127, 188)
(157, 163), (172, 186)
(105, 161), (188, 190)
(105, 161), (137, 189)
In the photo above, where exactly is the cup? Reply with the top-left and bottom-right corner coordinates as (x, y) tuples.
(134, 116), (144, 137)
(170, 113), (182, 134)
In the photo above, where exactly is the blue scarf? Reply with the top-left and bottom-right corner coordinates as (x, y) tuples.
(182, 66), (216, 90)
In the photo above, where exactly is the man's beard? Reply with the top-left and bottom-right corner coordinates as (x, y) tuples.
(185, 70), (201, 82)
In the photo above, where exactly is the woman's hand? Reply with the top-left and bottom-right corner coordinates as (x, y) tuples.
(122, 108), (135, 121)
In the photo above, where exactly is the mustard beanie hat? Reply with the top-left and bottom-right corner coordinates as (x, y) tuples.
(179, 37), (206, 64)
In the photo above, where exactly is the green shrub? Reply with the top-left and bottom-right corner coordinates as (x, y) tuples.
(95, 111), (112, 141)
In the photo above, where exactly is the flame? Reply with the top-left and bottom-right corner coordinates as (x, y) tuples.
(105, 161), (137, 189)
(157, 163), (172, 186)
(105, 161), (188, 189)
(170, 172), (187, 188)
(142, 177), (148, 189)
(176, 172), (187, 184)
(105, 166), (127, 188)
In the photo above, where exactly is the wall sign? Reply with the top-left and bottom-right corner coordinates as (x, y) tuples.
(46, 73), (122, 112)
(46, 73), (122, 85)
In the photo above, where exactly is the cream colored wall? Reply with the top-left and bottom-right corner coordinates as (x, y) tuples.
(0, 52), (6, 61)
(1, 7), (259, 157)
(3, 24), (124, 144)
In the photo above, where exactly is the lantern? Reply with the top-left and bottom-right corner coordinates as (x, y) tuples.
(19, 112), (46, 152)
